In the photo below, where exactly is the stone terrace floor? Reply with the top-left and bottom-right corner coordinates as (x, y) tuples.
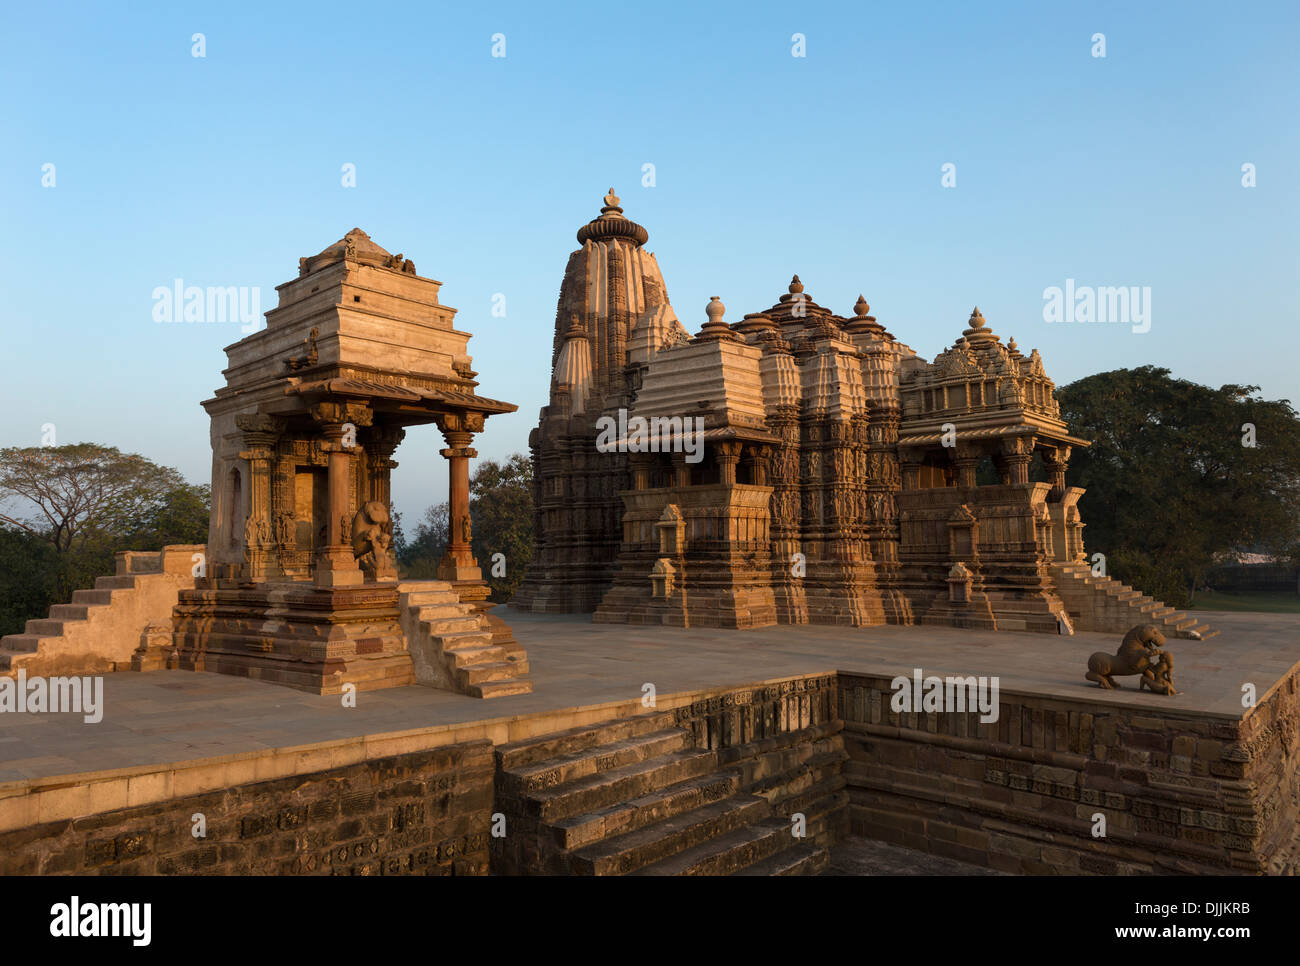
(2, 609), (1297, 785)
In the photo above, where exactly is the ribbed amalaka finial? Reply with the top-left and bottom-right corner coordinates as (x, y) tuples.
(564, 313), (588, 340)
(854, 294), (870, 317)
(789, 275), (805, 295)
(695, 295), (738, 342)
(962, 305), (998, 342)
(576, 185), (647, 245)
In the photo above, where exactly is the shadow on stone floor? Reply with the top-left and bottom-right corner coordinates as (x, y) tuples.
(824, 836), (1008, 875)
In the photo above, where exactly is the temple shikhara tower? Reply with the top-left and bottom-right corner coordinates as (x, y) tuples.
(513, 191), (1213, 640)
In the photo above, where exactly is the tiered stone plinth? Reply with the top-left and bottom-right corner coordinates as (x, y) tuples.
(173, 580), (412, 694)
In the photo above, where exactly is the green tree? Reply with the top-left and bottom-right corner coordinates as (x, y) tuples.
(396, 453), (534, 601)
(399, 502), (448, 579)
(0, 443), (210, 620)
(1056, 366), (1300, 606)
(0, 525), (60, 636)
(469, 454), (534, 603)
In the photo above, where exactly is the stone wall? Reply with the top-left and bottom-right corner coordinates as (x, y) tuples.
(838, 670), (1300, 874)
(3, 670), (1294, 876)
(671, 673), (847, 844)
(0, 740), (493, 876)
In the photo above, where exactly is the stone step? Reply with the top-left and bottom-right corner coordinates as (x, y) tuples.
(468, 679), (533, 699)
(446, 644), (508, 668)
(24, 619), (71, 636)
(546, 772), (741, 851)
(396, 580), (454, 593)
(404, 591), (460, 606)
(434, 630), (495, 652)
(732, 844), (829, 876)
(0, 634), (44, 653)
(417, 614), (481, 635)
(1190, 624), (1220, 640)
(0, 649), (35, 671)
(1170, 615), (1198, 631)
(1149, 606), (1174, 619)
(49, 604), (92, 621)
(629, 817), (793, 876)
(454, 661), (520, 687)
(571, 793), (769, 876)
(94, 575), (138, 590)
(525, 750), (719, 823)
(71, 589), (116, 605)
(503, 729), (691, 796)
(497, 711), (679, 771)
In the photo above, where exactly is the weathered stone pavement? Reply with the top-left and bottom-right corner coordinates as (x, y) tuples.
(1, 608), (1295, 786)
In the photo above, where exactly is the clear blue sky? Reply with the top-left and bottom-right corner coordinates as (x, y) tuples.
(2, 0), (1297, 524)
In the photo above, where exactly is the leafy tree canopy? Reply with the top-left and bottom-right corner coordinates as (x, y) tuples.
(397, 453), (534, 602)
(1056, 366), (1300, 605)
(0, 444), (210, 631)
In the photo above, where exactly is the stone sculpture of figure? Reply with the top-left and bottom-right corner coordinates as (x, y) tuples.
(243, 515), (259, 550)
(255, 516), (271, 548)
(1141, 650), (1178, 695)
(351, 501), (397, 581)
(461, 513), (472, 545)
(284, 326), (319, 372)
(1086, 624), (1173, 692)
(276, 512), (295, 547)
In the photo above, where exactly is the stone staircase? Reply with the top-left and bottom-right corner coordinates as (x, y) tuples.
(492, 711), (845, 875)
(397, 580), (532, 698)
(0, 545), (202, 677)
(1052, 562), (1217, 640)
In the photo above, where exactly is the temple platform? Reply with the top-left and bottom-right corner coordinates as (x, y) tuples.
(2, 610), (1297, 875)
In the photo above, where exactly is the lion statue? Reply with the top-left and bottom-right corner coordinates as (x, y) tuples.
(1086, 624), (1175, 692)
(350, 501), (397, 581)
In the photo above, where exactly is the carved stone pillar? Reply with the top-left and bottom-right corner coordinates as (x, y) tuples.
(1001, 436), (1034, 486)
(953, 446), (981, 489)
(717, 441), (742, 486)
(437, 412), (483, 582)
(670, 452), (691, 489)
(630, 452), (654, 491)
(1043, 445), (1071, 500)
(235, 414), (282, 580)
(314, 424), (363, 586)
(367, 425), (406, 506)
(900, 453), (923, 490)
(991, 453), (1012, 486)
(310, 402), (371, 587)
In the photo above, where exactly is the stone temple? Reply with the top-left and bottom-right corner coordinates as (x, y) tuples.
(512, 190), (1214, 642)
(11, 197), (1300, 882)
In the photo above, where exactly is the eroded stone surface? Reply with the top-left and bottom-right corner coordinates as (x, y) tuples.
(512, 193), (1212, 642)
